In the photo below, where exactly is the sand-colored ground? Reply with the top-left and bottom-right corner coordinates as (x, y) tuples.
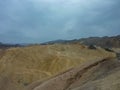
(30, 58), (120, 90)
(0, 44), (116, 90)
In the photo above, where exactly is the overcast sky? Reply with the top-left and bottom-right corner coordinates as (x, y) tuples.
(0, 0), (120, 43)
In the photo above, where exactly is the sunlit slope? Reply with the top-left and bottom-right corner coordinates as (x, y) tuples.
(0, 44), (116, 88)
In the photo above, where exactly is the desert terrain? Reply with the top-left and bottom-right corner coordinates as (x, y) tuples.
(0, 36), (119, 90)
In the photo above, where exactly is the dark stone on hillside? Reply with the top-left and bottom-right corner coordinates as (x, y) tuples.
(88, 45), (97, 49)
(104, 48), (114, 52)
(116, 53), (120, 60)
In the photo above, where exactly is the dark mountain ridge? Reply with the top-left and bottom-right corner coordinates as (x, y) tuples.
(0, 35), (120, 48)
(0, 42), (22, 49)
(42, 35), (120, 48)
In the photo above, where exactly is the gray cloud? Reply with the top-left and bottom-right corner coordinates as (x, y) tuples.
(0, 0), (120, 43)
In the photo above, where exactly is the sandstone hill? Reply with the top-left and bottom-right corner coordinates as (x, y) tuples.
(0, 43), (116, 90)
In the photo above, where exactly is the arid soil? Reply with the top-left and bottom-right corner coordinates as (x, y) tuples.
(0, 44), (118, 90)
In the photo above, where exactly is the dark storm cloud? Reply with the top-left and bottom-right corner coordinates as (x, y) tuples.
(0, 0), (120, 43)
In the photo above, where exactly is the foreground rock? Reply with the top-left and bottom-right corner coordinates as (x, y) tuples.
(29, 58), (120, 90)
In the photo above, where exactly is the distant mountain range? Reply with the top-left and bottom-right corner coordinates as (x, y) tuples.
(0, 42), (21, 49)
(0, 35), (120, 49)
(42, 35), (120, 48)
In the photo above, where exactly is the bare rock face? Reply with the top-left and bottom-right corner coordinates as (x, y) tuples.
(29, 58), (120, 90)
